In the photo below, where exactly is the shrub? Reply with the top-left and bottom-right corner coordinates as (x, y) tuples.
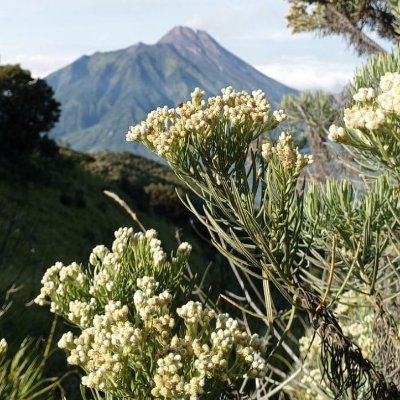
(126, 78), (400, 398)
(0, 64), (60, 158)
(36, 228), (268, 399)
(33, 47), (400, 400)
(144, 183), (186, 220)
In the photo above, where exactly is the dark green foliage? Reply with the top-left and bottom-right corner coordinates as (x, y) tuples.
(0, 64), (60, 157)
(144, 182), (186, 220)
(286, 0), (399, 55)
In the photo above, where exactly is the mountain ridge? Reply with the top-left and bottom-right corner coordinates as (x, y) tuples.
(47, 26), (297, 158)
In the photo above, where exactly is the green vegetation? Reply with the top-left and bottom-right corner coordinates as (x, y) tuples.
(125, 45), (400, 396)
(35, 229), (268, 399)
(4, 4), (400, 399)
(286, 0), (400, 55)
(0, 338), (60, 400)
(0, 148), (229, 347)
(280, 90), (339, 179)
(0, 64), (60, 158)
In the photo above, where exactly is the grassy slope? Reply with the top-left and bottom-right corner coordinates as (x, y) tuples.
(0, 148), (228, 344)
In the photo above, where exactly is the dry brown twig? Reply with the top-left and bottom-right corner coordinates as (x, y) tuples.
(103, 190), (146, 233)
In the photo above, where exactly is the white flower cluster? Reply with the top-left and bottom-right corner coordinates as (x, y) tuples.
(177, 241), (192, 254)
(88, 228), (134, 287)
(0, 338), (7, 359)
(37, 227), (265, 398)
(126, 86), (273, 158)
(297, 330), (332, 399)
(34, 261), (88, 313)
(112, 227), (133, 254)
(329, 72), (400, 144)
(134, 276), (174, 335)
(54, 273), (268, 398)
(68, 298), (97, 328)
(353, 87), (375, 103)
(88, 228), (133, 296)
(343, 319), (374, 358)
(344, 106), (385, 131)
(147, 232), (167, 266)
(377, 72), (400, 113)
(262, 132), (313, 174)
(336, 291), (375, 359)
(152, 304), (268, 400)
(300, 368), (329, 400)
(88, 245), (109, 266)
(177, 301), (215, 325)
(36, 227), (190, 328)
(152, 353), (188, 398)
(298, 333), (321, 360)
(60, 300), (142, 391)
(214, 314), (268, 377)
(89, 265), (116, 295)
(273, 109), (287, 122)
(328, 124), (347, 143)
(57, 331), (73, 350)
(87, 228), (168, 297)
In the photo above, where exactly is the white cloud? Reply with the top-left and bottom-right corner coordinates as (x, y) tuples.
(256, 57), (361, 92)
(233, 30), (315, 42)
(1, 54), (77, 77)
(184, 0), (289, 42)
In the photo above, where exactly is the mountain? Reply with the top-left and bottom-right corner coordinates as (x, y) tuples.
(47, 26), (297, 158)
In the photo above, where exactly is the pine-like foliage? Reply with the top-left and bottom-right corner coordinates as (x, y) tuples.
(286, 0), (399, 55)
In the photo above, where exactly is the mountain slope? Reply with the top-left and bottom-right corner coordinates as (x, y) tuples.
(0, 149), (229, 343)
(47, 26), (297, 157)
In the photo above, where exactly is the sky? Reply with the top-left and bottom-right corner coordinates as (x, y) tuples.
(0, 0), (391, 92)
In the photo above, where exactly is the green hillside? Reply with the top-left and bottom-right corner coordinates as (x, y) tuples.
(0, 149), (228, 346)
(47, 26), (297, 157)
